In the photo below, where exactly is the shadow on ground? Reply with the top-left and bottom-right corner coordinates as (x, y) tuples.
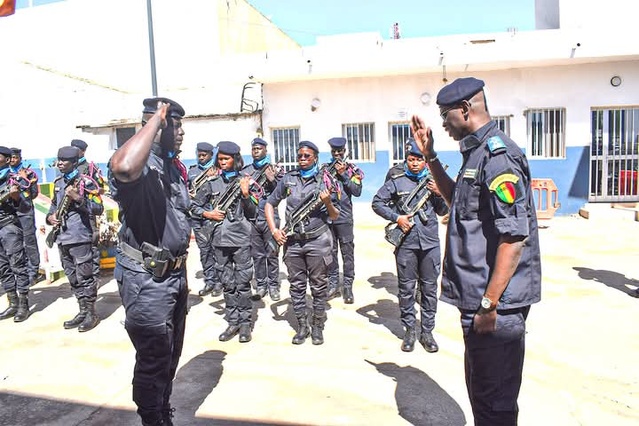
(573, 266), (639, 297)
(366, 360), (467, 426)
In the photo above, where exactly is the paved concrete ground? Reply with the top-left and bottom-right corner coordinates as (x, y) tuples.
(1, 204), (638, 426)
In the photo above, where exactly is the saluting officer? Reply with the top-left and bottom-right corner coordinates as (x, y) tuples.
(187, 142), (222, 298)
(191, 141), (255, 343)
(372, 140), (448, 353)
(241, 137), (284, 301)
(0, 146), (31, 323)
(411, 77), (541, 425)
(265, 141), (340, 346)
(108, 97), (190, 426)
(9, 147), (43, 285)
(324, 137), (364, 304)
(46, 146), (104, 332)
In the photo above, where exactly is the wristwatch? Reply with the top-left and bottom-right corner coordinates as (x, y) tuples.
(480, 296), (496, 311)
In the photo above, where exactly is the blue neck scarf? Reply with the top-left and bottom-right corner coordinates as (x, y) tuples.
(0, 166), (10, 181)
(222, 170), (238, 181)
(78, 157), (87, 164)
(199, 157), (215, 170)
(299, 163), (319, 179)
(253, 156), (270, 169)
(404, 163), (429, 180)
(166, 151), (176, 159)
(9, 162), (23, 174)
(64, 169), (79, 182)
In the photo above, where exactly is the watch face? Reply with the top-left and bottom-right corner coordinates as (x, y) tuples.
(481, 297), (491, 309)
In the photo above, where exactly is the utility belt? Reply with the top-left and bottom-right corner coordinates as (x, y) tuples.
(120, 241), (187, 279)
(289, 224), (328, 241)
(0, 215), (18, 229)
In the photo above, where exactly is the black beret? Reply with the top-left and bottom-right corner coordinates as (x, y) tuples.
(406, 140), (424, 158)
(327, 137), (346, 149)
(142, 97), (185, 118)
(298, 140), (319, 153)
(57, 146), (80, 160)
(196, 142), (215, 152)
(251, 137), (267, 147)
(436, 77), (485, 106)
(217, 141), (240, 155)
(10, 147), (21, 156)
(0, 146), (12, 157)
(71, 139), (88, 150)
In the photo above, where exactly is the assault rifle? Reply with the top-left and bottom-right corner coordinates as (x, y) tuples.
(188, 165), (218, 198)
(45, 178), (78, 248)
(384, 176), (434, 248)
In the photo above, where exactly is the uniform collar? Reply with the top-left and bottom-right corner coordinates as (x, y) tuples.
(459, 121), (496, 154)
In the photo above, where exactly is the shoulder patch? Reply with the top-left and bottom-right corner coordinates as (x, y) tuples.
(489, 173), (520, 204)
(487, 136), (506, 155)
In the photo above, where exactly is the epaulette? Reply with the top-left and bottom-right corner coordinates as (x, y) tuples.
(486, 136), (507, 155)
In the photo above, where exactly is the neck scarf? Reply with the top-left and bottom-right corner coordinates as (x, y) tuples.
(299, 162), (319, 179)
(404, 163), (429, 180)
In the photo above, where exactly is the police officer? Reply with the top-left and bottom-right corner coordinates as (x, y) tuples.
(324, 137), (364, 304)
(411, 77), (542, 425)
(9, 147), (43, 285)
(71, 139), (106, 281)
(265, 141), (340, 345)
(384, 139), (413, 182)
(191, 141), (255, 343)
(109, 98), (190, 426)
(372, 140), (448, 352)
(187, 142), (222, 298)
(242, 137), (284, 301)
(0, 146), (31, 322)
(46, 146), (104, 332)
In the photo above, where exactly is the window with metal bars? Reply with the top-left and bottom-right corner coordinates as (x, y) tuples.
(493, 115), (511, 137)
(271, 127), (300, 171)
(389, 122), (411, 166)
(525, 108), (566, 158)
(342, 122), (375, 161)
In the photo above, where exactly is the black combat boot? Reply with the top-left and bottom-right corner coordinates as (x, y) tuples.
(64, 299), (86, 329)
(419, 331), (439, 353)
(78, 300), (100, 332)
(401, 327), (416, 352)
(239, 323), (252, 343)
(292, 314), (310, 345)
(198, 283), (215, 297)
(141, 412), (165, 426)
(342, 286), (354, 304)
(327, 282), (340, 299)
(311, 313), (326, 345)
(0, 290), (18, 320)
(13, 293), (30, 322)
(162, 406), (175, 426)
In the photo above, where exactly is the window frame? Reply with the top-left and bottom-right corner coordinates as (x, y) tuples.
(525, 108), (566, 159)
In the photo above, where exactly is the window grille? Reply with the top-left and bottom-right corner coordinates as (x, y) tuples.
(342, 122), (375, 161)
(271, 127), (300, 171)
(493, 115), (511, 137)
(525, 108), (566, 158)
(389, 122), (411, 166)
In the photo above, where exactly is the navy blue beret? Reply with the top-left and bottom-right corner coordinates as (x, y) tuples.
(298, 140), (319, 153)
(10, 147), (21, 156)
(436, 77), (485, 106)
(252, 138), (267, 147)
(406, 140), (424, 158)
(57, 146), (80, 160)
(196, 142), (215, 152)
(217, 141), (240, 155)
(0, 146), (12, 157)
(71, 139), (88, 150)
(327, 137), (346, 149)
(142, 97), (185, 118)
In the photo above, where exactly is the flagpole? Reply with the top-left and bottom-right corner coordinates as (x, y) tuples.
(146, 0), (158, 96)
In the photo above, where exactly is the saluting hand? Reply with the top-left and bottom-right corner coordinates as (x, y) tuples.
(411, 115), (436, 159)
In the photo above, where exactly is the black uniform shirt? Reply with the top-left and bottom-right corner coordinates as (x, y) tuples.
(440, 121), (542, 310)
(267, 168), (338, 234)
(242, 161), (283, 221)
(47, 173), (104, 245)
(323, 161), (364, 225)
(372, 173), (448, 250)
(108, 150), (191, 257)
(0, 171), (30, 221)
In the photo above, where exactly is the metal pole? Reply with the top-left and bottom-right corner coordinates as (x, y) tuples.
(146, 0), (158, 96)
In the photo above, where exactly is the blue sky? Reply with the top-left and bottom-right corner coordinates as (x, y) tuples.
(248, 0), (536, 46)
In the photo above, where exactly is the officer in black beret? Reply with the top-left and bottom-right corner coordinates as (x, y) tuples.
(187, 141), (223, 298)
(324, 137), (364, 304)
(242, 137), (284, 302)
(108, 97), (189, 425)
(191, 140), (256, 343)
(46, 146), (104, 332)
(8, 147), (43, 285)
(265, 140), (340, 345)
(0, 146), (31, 323)
(411, 77), (541, 425)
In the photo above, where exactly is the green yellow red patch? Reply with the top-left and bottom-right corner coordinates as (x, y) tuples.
(489, 173), (519, 204)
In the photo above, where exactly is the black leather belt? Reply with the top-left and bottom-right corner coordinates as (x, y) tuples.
(120, 241), (187, 278)
(290, 224), (328, 241)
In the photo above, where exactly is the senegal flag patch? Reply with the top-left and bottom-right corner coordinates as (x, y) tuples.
(488, 173), (519, 204)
